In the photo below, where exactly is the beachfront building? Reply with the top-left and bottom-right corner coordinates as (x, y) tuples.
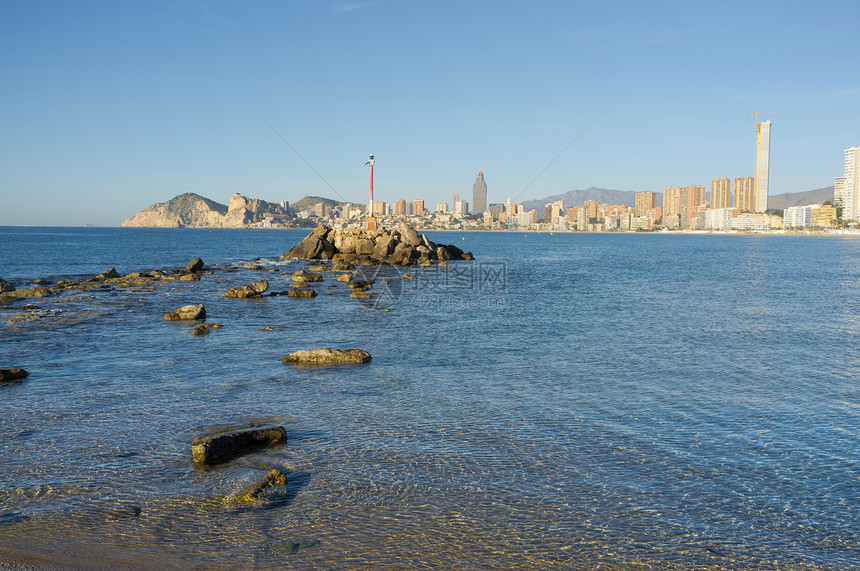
(734, 176), (755, 211)
(811, 204), (837, 226)
(842, 146), (860, 222)
(472, 171), (487, 214)
(784, 205), (818, 228)
(754, 121), (772, 212)
(704, 207), (735, 230)
(710, 178), (731, 209)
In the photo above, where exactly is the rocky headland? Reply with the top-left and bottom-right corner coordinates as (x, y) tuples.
(121, 192), (289, 228)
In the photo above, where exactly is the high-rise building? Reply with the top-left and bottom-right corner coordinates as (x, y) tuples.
(472, 171), (487, 215)
(734, 176), (755, 212)
(393, 199), (407, 216)
(834, 177), (846, 209)
(843, 147), (860, 222)
(583, 200), (597, 220)
(436, 202), (449, 213)
(663, 187), (683, 219)
(754, 121), (772, 212)
(684, 185), (706, 228)
(710, 178), (731, 209)
(635, 192), (655, 217)
(412, 198), (425, 216)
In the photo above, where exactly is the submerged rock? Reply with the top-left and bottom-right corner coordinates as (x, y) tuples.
(272, 538), (320, 556)
(281, 348), (371, 366)
(192, 426), (288, 465)
(221, 280), (269, 299)
(0, 368), (29, 383)
(232, 468), (289, 504)
(192, 322), (222, 335)
(163, 304), (206, 321)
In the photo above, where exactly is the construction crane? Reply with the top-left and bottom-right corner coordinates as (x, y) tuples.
(751, 111), (776, 123)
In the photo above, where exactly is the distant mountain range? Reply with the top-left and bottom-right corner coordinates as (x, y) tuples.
(520, 185), (834, 212)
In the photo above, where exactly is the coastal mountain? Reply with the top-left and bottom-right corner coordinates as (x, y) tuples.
(121, 192), (289, 228)
(121, 192), (228, 228)
(767, 186), (834, 210)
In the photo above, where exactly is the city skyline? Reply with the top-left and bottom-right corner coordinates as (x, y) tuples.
(2, 2), (859, 226)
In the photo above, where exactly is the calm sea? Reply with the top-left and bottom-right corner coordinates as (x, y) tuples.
(1, 227), (859, 570)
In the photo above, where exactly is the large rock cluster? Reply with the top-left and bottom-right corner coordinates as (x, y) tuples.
(281, 223), (473, 265)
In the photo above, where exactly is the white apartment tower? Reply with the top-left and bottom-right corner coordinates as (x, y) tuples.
(843, 147), (860, 222)
(754, 121), (772, 212)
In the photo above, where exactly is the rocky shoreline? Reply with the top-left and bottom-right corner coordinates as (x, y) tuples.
(1, 223), (473, 508)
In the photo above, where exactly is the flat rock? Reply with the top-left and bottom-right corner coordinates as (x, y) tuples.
(179, 273), (202, 281)
(163, 304), (206, 321)
(292, 270), (323, 283)
(281, 348), (371, 366)
(221, 279), (269, 298)
(192, 426), (287, 465)
(0, 368), (29, 383)
(287, 288), (317, 298)
(6, 287), (56, 298)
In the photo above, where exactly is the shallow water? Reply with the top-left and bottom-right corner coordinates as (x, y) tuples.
(1, 228), (859, 569)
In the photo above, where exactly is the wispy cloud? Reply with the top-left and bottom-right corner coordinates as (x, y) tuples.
(332, 1), (377, 13)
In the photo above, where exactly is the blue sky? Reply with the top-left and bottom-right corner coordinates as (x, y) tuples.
(1, 1), (858, 226)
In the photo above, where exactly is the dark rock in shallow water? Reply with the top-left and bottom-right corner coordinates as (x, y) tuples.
(281, 348), (371, 366)
(192, 322), (222, 335)
(0, 368), (29, 383)
(95, 268), (120, 280)
(287, 288), (317, 298)
(192, 426), (287, 464)
(163, 304), (206, 321)
(185, 257), (204, 273)
(0, 277), (15, 293)
(221, 280), (269, 298)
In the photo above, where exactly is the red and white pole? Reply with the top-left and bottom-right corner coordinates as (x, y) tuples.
(366, 153), (376, 229)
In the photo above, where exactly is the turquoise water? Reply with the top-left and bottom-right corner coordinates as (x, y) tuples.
(1, 227), (859, 569)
